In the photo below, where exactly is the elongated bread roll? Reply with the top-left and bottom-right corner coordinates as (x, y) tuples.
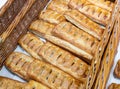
(47, 0), (69, 14)
(39, 9), (65, 24)
(64, 10), (104, 40)
(108, 83), (120, 89)
(5, 52), (85, 89)
(19, 33), (89, 82)
(5, 52), (34, 80)
(69, 0), (111, 26)
(29, 20), (93, 62)
(29, 20), (55, 37)
(87, 0), (114, 11)
(0, 76), (49, 89)
(52, 21), (98, 54)
(0, 76), (25, 89)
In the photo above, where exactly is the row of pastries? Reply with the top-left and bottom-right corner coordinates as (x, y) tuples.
(1, 0), (116, 89)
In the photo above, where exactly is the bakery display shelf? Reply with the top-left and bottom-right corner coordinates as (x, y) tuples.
(0, 0), (120, 89)
(94, 9), (120, 89)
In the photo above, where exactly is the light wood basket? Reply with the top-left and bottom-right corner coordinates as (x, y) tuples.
(0, 0), (120, 89)
(93, 6), (120, 89)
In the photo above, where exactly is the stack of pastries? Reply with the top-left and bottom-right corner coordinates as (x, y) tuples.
(3, 0), (116, 89)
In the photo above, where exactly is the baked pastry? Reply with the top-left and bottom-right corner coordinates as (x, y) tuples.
(19, 33), (89, 81)
(39, 9), (65, 24)
(0, 76), (49, 89)
(114, 60), (120, 78)
(5, 52), (34, 80)
(64, 10), (104, 40)
(0, 76), (26, 89)
(19, 33), (44, 60)
(108, 83), (120, 89)
(52, 21), (98, 55)
(47, 0), (69, 14)
(5, 52), (85, 89)
(28, 80), (50, 89)
(29, 20), (93, 62)
(69, 0), (111, 26)
(87, 0), (114, 11)
(29, 20), (55, 37)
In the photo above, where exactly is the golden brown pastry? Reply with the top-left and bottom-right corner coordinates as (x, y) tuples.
(19, 33), (44, 60)
(108, 83), (120, 89)
(5, 52), (85, 89)
(0, 76), (49, 89)
(29, 20), (93, 62)
(114, 60), (120, 78)
(47, 0), (69, 14)
(39, 9), (65, 24)
(0, 76), (26, 89)
(69, 0), (111, 26)
(29, 20), (55, 37)
(5, 52), (34, 80)
(19, 33), (89, 82)
(87, 0), (114, 11)
(64, 9), (104, 40)
(52, 21), (98, 55)
(28, 80), (50, 89)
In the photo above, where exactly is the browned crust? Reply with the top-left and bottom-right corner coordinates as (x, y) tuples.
(19, 33), (45, 60)
(5, 52), (84, 89)
(114, 60), (120, 78)
(69, 0), (111, 26)
(29, 20), (93, 62)
(64, 10), (104, 40)
(52, 21), (98, 55)
(0, 76), (49, 89)
(0, 0), (14, 16)
(39, 9), (66, 24)
(108, 83), (120, 89)
(87, 0), (115, 11)
(0, 76), (26, 88)
(19, 33), (89, 82)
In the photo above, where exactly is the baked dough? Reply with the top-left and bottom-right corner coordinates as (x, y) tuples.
(29, 20), (55, 37)
(0, 76), (49, 89)
(29, 20), (93, 62)
(88, 0), (114, 11)
(108, 83), (120, 89)
(69, 0), (111, 26)
(0, 76), (26, 89)
(5, 52), (34, 80)
(5, 52), (85, 89)
(47, 0), (69, 14)
(19, 33), (44, 60)
(19, 33), (89, 81)
(39, 9), (65, 24)
(52, 21), (98, 55)
(64, 10), (104, 40)
(114, 60), (120, 78)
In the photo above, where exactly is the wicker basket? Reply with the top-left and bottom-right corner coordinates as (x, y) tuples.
(0, 0), (120, 89)
(94, 7), (120, 89)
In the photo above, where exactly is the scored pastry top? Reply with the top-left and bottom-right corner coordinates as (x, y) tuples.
(69, 0), (111, 26)
(52, 21), (98, 55)
(87, 0), (114, 11)
(64, 9), (104, 40)
(5, 52), (85, 89)
(47, 0), (69, 14)
(39, 9), (65, 24)
(19, 33), (89, 81)
(29, 20), (55, 36)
